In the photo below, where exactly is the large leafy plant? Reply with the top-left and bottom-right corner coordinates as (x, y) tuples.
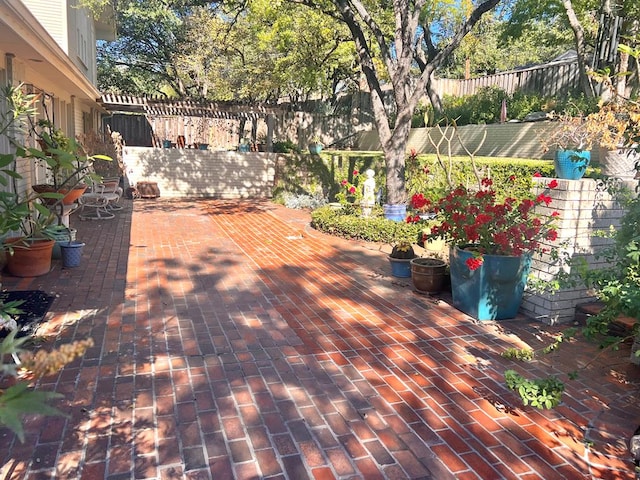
(0, 84), (99, 440)
(0, 84), (110, 238)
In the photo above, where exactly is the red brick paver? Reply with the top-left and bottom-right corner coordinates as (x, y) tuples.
(1, 198), (638, 479)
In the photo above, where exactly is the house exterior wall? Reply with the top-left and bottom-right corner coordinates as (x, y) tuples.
(0, 0), (114, 203)
(22, 0), (98, 85)
(21, 0), (68, 50)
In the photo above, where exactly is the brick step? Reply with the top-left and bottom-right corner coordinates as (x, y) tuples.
(575, 302), (638, 337)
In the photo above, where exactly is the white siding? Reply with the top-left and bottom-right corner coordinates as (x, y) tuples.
(21, 0), (68, 52)
(22, 0), (97, 84)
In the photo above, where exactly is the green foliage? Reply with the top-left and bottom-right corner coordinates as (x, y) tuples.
(310, 206), (423, 244)
(99, 1), (358, 101)
(406, 155), (553, 202)
(273, 139), (300, 154)
(504, 370), (565, 410)
(501, 330), (576, 409)
(441, 86), (509, 125)
(428, 88), (601, 126)
(440, 15), (572, 79)
(501, 348), (534, 361)
(0, 330), (65, 443)
(0, 85), (109, 240)
(274, 150), (553, 210)
(0, 382), (65, 443)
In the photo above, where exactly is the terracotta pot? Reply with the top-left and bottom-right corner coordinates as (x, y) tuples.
(4, 237), (55, 277)
(32, 184), (87, 205)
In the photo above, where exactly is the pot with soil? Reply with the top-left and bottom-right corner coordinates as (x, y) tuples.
(410, 257), (447, 293)
(388, 241), (417, 278)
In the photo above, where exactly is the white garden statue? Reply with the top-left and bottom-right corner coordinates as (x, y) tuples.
(362, 169), (376, 217)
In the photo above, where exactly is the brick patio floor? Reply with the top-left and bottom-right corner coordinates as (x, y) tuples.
(1, 198), (639, 480)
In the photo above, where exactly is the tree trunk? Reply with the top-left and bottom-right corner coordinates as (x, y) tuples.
(561, 0), (594, 98)
(383, 118), (412, 205)
(426, 82), (443, 122)
(334, 0), (499, 206)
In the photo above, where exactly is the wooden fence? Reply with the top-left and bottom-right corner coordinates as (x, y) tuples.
(432, 60), (580, 98)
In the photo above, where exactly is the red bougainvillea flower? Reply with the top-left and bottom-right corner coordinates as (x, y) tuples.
(424, 176), (560, 271)
(410, 193), (431, 211)
(533, 172), (542, 177)
(466, 257), (484, 271)
(348, 186), (356, 194)
(341, 179), (348, 186)
(536, 193), (552, 205)
(353, 169), (359, 176)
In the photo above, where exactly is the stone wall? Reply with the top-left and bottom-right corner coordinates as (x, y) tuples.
(123, 147), (278, 199)
(521, 177), (631, 324)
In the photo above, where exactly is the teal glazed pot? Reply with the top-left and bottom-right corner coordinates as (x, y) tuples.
(554, 149), (590, 180)
(449, 245), (532, 321)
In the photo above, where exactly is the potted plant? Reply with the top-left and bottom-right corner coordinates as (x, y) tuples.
(31, 119), (98, 205)
(410, 257), (447, 294)
(0, 84), (109, 276)
(542, 114), (599, 180)
(308, 135), (323, 154)
(584, 100), (640, 180)
(256, 133), (267, 152)
(238, 137), (250, 152)
(426, 176), (560, 320)
(388, 240), (417, 278)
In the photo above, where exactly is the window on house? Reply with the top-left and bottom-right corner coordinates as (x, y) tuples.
(76, 14), (90, 68)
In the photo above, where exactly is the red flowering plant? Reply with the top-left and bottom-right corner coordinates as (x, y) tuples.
(405, 193), (434, 223)
(427, 176), (560, 270)
(335, 169), (363, 204)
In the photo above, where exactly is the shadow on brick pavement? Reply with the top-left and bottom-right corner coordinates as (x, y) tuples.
(0, 198), (638, 480)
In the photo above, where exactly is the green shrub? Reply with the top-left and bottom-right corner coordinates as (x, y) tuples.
(310, 205), (423, 244)
(273, 139), (301, 153)
(406, 155), (554, 202)
(430, 88), (601, 126)
(439, 86), (508, 125)
(505, 370), (565, 410)
(275, 151), (554, 208)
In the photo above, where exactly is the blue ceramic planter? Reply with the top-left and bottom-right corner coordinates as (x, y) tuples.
(554, 150), (590, 180)
(383, 204), (407, 222)
(308, 143), (323, 154)
(450, 246), (532, 321)
(388, 256), (413, 278)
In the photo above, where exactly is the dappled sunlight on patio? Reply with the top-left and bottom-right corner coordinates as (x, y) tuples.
(0, 198), (638, 479)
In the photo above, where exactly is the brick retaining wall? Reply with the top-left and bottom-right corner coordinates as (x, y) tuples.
(521, 177), (632, 324)
(123, 147), (278, 198)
